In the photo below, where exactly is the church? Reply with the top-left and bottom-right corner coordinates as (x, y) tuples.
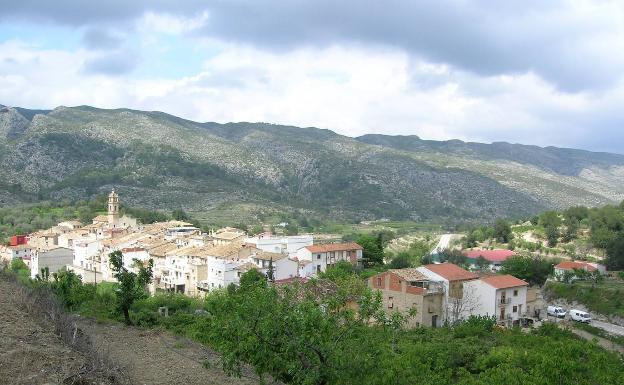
(92, 190), (137, 229)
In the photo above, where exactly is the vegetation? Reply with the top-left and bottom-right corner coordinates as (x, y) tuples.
(109, 250), (154, 325)
(500, 255), (557, 286)
(544, 280), (624, 318)
(4, 264), (622, 385)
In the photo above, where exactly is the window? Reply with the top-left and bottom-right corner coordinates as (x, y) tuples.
(513, 289), (518, 296)
(376, 277), (382, 286)
(388, 296), (394, 309)
(317, 254), (321, 260)
(513, 306), (518, 313)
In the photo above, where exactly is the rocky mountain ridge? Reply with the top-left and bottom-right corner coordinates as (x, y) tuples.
(0, 104), (622, 223)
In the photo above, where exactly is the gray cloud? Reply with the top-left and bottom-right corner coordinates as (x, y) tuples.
(82, 51), (139, 75)
(1, 1), (622, 91)
(82, 28), (123, 50)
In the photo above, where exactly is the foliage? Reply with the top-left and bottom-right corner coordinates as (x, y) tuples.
(438, 249), (468, 268)
(500, 255), (556, 286)
(356, 233), (385, 266)
(109, 250), (154, 325)
(544, 280), (624, 318)
(493, 219), (513, 243)
(605, 234), (624, 270)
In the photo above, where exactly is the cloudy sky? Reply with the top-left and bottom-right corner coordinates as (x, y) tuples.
(1, 1), (623, 153)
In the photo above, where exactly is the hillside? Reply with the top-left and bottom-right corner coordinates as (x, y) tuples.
(1, 105), (623, 223)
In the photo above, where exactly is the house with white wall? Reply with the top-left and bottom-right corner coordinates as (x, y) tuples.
(245, 234), (313, 256)
(247, 251), (299, 281)
(416, 263), (478, 323)
(30, 247), (74, 279)
(296, 242), (363, 275)
(464, 275), (529, 325)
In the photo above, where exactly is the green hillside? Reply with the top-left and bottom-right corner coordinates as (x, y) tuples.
(1, 105), (623, 223)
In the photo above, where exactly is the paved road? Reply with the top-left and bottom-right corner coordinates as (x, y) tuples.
(592, 320), (624, 336)
(431, 234), (456, 255)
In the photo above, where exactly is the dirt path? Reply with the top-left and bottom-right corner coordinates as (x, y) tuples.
(0, 279), (90, 384)
(78, 319), (270, 385)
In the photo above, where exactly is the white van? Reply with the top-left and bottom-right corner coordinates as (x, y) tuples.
(547, 306), (566, 318)
(569, 309), (591, 323)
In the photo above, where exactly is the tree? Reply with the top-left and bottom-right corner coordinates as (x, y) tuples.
(267, 258), (275, 282)
(475, 256), (489, 271)
(171, 209), (190, 221)
(389, 253), (411, 269)
(109, 250), (153, 325)
(562, 217), (579, 242)
(447, 288), (479, 325)
(493, 219), (512, 243)
(545, 225), (559, 247)
(356, 234), (384, 266)
(501, 255), (554, 286)
(606, 234), (624, 270)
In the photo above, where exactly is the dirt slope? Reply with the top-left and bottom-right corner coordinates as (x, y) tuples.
(0, 279), (90, 384)
(78, 319), (269, 385)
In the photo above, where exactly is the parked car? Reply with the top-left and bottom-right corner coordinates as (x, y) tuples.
(569, 309), (591, 323)
(547, 305), (566, 318)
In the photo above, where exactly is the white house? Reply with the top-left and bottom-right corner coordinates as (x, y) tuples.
(464, 275), (529, 325)
(244, 234), (313, 256)
(247, 251), (299, 281)
(0, 244), (35, 265)
(295, 242), (363, 275)
(416, 263), (479, 323)
(30, 247), (74, 279)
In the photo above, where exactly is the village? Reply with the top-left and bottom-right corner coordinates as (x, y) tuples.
(2, 190), (612, 331)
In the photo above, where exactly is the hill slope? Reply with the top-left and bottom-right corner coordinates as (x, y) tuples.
(0, 105), (622, 223)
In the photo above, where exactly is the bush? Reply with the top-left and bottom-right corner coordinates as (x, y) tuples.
(131, 309), (158, 327)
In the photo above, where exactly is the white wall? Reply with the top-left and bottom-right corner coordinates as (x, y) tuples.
(31, 248), (74, 279)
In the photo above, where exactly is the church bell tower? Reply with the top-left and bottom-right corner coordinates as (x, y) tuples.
(108, 189), (119, 227)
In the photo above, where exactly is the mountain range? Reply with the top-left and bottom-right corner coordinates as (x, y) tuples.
(1, 104), (623, 224)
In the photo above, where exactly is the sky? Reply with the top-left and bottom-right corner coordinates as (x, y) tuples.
(0, 1), (623, 153)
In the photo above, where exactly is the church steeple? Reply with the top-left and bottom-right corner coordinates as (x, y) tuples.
(108, 189), (119, 227)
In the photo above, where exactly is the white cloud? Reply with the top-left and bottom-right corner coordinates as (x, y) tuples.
(1, 38), (623, 152)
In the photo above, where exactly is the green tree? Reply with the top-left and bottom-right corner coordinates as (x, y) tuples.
(501, 255), (554, 286)
(605, 234), (624, 270)
(493, 219), (513, 243)
(109, 250), (154, 325)
(356, 234), (384, 266)
(171, 209), (190, 221)
(389, 252), (411, 269)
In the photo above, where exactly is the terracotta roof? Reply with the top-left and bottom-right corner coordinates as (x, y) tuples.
(389, 268), (429, 282)
(463, 249), (516, 262)
(480, 274), (528, 289)
(213, 231), (245, 240)
(555, 261), (597, 272)
(421, 263), (478, 281)
(305, 242), (363, 253)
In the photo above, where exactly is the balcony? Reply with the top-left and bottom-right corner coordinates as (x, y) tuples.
(498, 297), (511, 306)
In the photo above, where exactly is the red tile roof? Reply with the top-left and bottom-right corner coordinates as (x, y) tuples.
(555, 261), (597, 272)
(421, 263), (478, 281)
(306, 242), (363, 253)
(463, 249), (516, 262)
(481, 274), (529, 289)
